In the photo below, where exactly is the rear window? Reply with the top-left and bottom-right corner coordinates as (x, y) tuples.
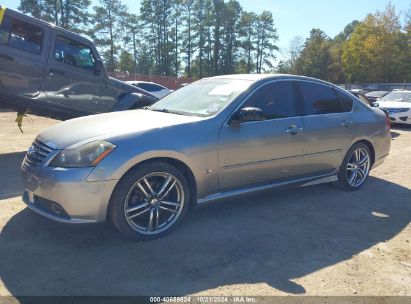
(298, 81), (343, 115)
(0, 15), (43, 54)
(136, 83), (165, 92)
(335, 89), (354, 111)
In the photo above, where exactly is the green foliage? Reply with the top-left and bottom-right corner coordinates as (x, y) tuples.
(341, 3), (405, 82)
(118, 50), (134, 73)
(19, 0), (409, 83)
(89, 0), (128, 72)
(18, 0), (90, 33)
(291, 3), (410, 84)
(294, 29), (331, 80)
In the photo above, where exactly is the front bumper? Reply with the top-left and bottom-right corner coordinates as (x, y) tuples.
(21, 161), (118, 223)
(383, 109), (411, 124)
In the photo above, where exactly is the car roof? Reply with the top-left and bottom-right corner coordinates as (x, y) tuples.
(208, 73), (338, 88)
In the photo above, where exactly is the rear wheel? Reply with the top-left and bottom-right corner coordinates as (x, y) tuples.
(334, 142), (371, 191)
(109, 162), (190, 240)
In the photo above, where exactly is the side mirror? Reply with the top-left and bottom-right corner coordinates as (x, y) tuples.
(373, 102), (379, 107)
(94, 59), (104, 75)
(232, 107), (264, 124)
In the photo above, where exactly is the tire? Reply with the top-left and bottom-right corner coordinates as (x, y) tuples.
(334, 142), (372, 191)
(109, 161), (191, 241)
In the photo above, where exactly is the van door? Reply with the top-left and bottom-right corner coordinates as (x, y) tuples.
(0, 11), (48, 98)
(42, 30), (104, 114)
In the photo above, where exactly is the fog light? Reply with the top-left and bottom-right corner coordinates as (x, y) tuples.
(51, 203), (64, 214)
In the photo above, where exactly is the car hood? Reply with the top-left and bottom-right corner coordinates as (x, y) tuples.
(37, 110), (203, 149)
(377, 101), (411, 109)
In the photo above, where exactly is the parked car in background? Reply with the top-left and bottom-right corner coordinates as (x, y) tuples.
(21, 74), (391, 240)
(365, 91), (389, 103)
(0, 7), (157, 119)
(126, 81), (173, 99)
(350, 90), (390, 118)
(349, 91), (374, 107)
(376, 90), (411, 125)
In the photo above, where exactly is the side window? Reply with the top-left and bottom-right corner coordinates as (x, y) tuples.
(242, 81), (297, 120)
(0, 16), (43, 54)
(137, 83), (164, 92)
(298, 82), (342, 115)
(335, 89), (354, 111)
(0, 15), (11, 44)
(54, 36), (95, 69)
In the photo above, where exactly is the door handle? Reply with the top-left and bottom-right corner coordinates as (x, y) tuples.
(0, 53), (14, 61)
(49, 68), (65, 76)
(341, 120), (353, 127)
(286, 126), (304, 135)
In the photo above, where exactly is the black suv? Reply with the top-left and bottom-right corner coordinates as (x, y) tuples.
(0, 7), (157, 119)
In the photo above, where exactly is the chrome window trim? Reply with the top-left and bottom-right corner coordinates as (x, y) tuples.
(295, 79), (354, 116)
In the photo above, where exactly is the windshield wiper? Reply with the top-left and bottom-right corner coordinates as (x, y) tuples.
(148, 108), (185, 115)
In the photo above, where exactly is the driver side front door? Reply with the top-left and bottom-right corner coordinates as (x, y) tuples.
(42, 31), (104, 115)
(218, 80), (305, 190)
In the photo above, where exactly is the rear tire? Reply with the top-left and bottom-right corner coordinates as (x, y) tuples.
(333, 142), (371, 191)
(109, 161), (190, 241)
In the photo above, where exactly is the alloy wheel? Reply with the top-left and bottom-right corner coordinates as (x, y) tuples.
(124, 172), (185, 235)
(346, 147), (370, 187)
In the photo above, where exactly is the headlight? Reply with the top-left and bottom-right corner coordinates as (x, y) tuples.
(49, 141), (116, 168)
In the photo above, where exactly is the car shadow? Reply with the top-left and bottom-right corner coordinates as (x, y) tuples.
(1, 175), (410, 296)
(0, 152), (26, 199)
(390, 131), (401, 139)
(391, 124), (411, 131)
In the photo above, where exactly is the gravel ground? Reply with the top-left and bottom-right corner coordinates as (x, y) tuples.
(0, 109), (410, 297)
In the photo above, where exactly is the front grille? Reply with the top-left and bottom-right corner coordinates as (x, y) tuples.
(25, 140), (53, 166)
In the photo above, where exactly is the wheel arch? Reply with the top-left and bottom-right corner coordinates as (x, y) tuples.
(106, 157), (198, 221)
(351, 139), (376, 166)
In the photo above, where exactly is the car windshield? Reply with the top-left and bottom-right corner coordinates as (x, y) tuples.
(148, 78), (253, 117)
(380, 92), (411, 102)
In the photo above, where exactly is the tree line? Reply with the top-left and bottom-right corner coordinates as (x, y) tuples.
(277, 3), (411, 84)
(17, 1), (411, 83)
(18, 0), (279, 78)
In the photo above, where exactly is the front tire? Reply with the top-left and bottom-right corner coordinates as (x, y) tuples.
(334, 142), (371, 191)
(109, 162), (190, 241)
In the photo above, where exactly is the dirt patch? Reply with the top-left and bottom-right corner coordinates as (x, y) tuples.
(0, 110), (410, 296)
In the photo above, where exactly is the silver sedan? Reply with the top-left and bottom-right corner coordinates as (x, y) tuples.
(21, 74), (391, 240)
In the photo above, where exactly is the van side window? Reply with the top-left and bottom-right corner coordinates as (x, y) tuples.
(298, 81), (343, 115)
(54, 36), (96, 69)
(0, 16), (43, 54)
(0, 15), (11, 44)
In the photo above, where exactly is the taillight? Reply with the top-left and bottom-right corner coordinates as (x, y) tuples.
(385, 112), (391, 130)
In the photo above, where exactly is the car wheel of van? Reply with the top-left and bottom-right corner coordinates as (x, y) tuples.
(109, 162), (190, 240)
(334, 142), (371, 191)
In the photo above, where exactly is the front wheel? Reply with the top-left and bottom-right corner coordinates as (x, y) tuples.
(109, 162), (190, 240)
(334, 143), (372, 191)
